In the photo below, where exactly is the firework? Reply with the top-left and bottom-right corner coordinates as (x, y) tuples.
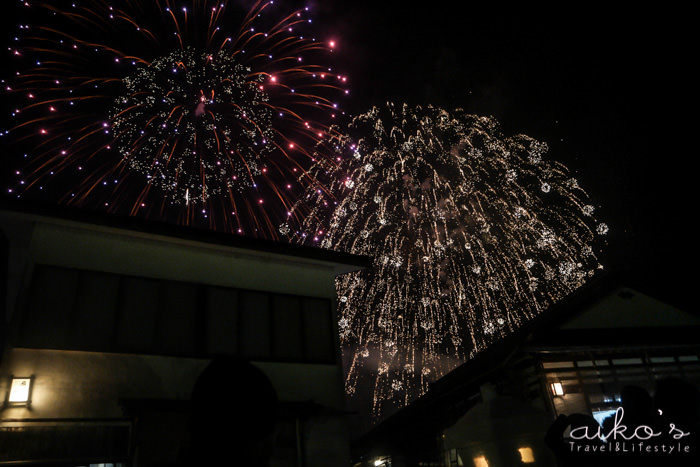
(3, 0), (347, 237)
(285, 103), (607, 420)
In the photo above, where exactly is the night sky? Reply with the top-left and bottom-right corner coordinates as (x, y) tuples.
(2, 2), (695, 311)
(315, 1), (696, 312)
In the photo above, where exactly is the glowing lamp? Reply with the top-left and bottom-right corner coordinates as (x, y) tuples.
(551, 381), (564, 397)
(7, 376), (33, 406)
(473, 455), (489, 467)
(517, 447), (535, 463)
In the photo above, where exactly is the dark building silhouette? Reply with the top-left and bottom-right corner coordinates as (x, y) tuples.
(0, 198), (370, 466)
(350, 276), (700, 467)
(2, 199), (699, 467)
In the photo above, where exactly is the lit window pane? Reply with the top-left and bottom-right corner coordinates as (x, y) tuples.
(612, 358), (643, 365)
(542, 361), (574, 369)
(649, 356), (675, 364)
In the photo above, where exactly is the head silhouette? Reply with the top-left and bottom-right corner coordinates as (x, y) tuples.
(654, 377), (699, 429)
(188, 356), (279, 465)
(620, 385), (653, 421)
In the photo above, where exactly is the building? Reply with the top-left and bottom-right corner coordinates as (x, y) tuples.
(351, 275), (700, 467)
(0, 198), (371, 466)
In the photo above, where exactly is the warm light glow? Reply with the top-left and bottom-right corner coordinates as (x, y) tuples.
(373, 459), (386, 466)
(551, 382), (564, 396)
(473, 455), (489, 467)
(8, 377), (32, 403)
(518, 447), (535, 463)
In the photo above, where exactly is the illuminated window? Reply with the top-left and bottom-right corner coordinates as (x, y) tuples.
(551, 381), (564, 396)
(473, 455), (489, 467)
(540, 352), (700, 421)
(517, 447), (535, 463)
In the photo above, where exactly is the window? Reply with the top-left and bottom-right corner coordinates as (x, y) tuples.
(19, 264), (336, 363)
(272, 295), (303, 360)
(239, 291), (272, 359)
(541, 350), (700, 417)
(517, 447), (535, 463)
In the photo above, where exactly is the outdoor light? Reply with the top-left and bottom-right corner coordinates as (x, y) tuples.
(517, 447), (535, 463)
(7, 376), (33, 406)
(551, 381), (564, 397)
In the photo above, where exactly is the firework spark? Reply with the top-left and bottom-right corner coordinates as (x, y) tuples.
(3, 0), (347, 237)
(284, 103), (607, 420)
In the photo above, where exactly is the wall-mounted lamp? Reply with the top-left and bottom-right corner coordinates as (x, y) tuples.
(6, 376), (34, 407)
(517, 447), (536, 463)
(550, 381), (564, 397)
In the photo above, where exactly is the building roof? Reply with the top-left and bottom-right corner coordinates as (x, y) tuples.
(349, 272), (700, 461)
(0, 196), (372, 275)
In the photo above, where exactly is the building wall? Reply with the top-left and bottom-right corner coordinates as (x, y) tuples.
(1, 348), (349, 465)
(11, 216), (343, 299)
(0, 211), (362, 466)
(441, 384), (557, 467)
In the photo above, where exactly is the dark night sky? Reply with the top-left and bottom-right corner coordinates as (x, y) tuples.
(316, 1), (696, 311)
(1, 2), (695, 310)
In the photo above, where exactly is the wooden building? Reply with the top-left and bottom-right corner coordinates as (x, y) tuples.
(0, 199), (370, 466)
(351, 275), (700, 467)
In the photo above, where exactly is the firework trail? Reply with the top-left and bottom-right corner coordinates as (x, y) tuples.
(284, 103), (607, 420)
(3, 0), (347, 237)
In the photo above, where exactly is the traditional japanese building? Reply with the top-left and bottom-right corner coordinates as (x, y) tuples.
(351, 275), (700, 467)
(0, 198), (371, 466)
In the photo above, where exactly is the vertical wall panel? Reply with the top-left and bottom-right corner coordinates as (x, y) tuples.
(239, 291), (271, 360)
(272, 295), (303, 361)
(156, 282), (197, 355)
(302, 298), (334, 362)
(115, 277), (159, 353)
(69, 271), (120, 351)
(20, 265), (79, 349)
(205, 287), (239, 355)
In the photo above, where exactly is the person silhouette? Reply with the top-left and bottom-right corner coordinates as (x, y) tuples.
(652, 377), (699, 467)
(545, 412), (608, 467)
(601, 385), (654, 437)
(182, 356), (279, 466)
(600, 386), (655, 467)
